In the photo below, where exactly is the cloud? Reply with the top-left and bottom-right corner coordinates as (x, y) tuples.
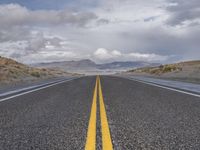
(166, 0), (200, 26)
(0, 30), (74, 60)
(93, 48), (121, 60)
(0, 3), (98, 28)
(96, 18), (110, 25)
(20, 51), (77, 64)
(0, 1), (200, 64)
(0, 26), (31, 42)
(93, 48), (168, 63)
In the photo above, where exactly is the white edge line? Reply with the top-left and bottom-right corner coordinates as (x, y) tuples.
(0, 77), (81, 102)
(0, 79), (67, 97)
(121, 76), (200, 98)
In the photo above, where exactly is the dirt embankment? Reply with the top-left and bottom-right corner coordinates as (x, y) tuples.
(0, 56), (76, 85)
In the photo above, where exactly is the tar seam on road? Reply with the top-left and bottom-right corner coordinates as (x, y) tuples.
(85, 76), (113, 150)
(0, 77), (80, 102)
(122, 77), (200, 98)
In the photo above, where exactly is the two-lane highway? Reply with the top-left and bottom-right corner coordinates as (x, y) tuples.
(0, 76), (200, 149)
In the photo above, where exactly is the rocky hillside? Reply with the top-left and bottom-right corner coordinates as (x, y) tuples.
(0, 56), (73, 84)
(126, 60), (200, 83)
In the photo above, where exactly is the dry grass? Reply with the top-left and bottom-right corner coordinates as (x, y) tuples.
(129, 60), (200, 75)
(126, 60), (200, 83)
(130, 64), (182, 75)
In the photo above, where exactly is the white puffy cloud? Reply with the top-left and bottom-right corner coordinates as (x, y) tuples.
(92, 48), (168, 63)
(93, 48), (122, 60)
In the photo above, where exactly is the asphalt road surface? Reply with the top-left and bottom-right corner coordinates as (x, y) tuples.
(0, 76), (200, 150)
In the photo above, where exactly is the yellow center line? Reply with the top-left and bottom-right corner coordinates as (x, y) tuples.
(85, 76), (113, 150)
(98, 76), (113, 150)
(85, 78), (98, 150)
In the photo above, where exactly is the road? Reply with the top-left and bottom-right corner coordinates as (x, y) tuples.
(0, 76), (200, 149)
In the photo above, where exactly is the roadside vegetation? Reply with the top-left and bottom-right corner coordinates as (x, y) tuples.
(129, 64), (182, 75)
(127, 60), (200, 83)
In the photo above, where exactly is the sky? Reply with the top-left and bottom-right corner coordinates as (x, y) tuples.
(0, 0), (200, 64)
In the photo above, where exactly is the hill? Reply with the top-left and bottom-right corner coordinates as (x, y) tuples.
(126, 60), (200, 83)
(0, 56), (74, 84)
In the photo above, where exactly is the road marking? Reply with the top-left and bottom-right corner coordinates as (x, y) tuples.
(0, 77), (80, 102)
(85, 77), (98, 150)
(98, 76), (113, 150)
(0, 79), (71, 97)
(85, 76), (113, 150)
(124, 77), (200, 98)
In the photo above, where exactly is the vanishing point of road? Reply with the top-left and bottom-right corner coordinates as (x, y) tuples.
(0, 76), (200, 149)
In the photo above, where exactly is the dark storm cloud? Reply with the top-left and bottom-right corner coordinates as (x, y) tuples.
(118, 26), (200, 61)
(0, 27), (31, 42)
(96, 18), (110, 25)
(166, 0), (200, 26)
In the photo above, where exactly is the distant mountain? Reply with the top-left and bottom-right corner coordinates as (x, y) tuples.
(33, 59), (159, 74)
(33, 59), (97, 72)
(98, 61), (159, 70)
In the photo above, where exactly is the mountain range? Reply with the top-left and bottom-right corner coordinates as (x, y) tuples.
(33, 59), (160, 74)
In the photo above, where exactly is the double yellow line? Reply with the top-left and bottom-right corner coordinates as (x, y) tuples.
(85, 76), (113, 150)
